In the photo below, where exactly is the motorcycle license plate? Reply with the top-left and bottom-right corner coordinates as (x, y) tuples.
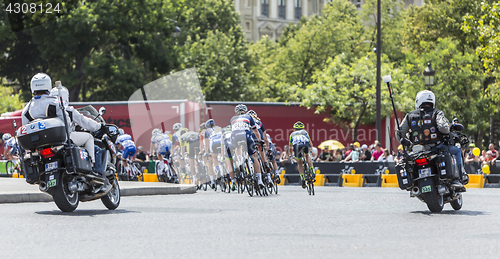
(45, 161), (58, 171)
(419, 168), (431, 178)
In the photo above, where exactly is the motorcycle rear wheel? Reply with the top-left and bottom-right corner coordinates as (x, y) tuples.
(423, 188), (444, 212)
(51, 173), (79, 212)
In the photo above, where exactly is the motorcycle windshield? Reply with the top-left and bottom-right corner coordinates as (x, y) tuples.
(76, 105), (105, 123)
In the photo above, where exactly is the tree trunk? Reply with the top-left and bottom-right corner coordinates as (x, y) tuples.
(353, 103), (368, 142)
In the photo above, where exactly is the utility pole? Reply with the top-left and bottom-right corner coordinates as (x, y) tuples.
(376, 0), (382, 141)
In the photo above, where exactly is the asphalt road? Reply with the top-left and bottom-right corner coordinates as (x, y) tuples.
(1, 186), (500, 259)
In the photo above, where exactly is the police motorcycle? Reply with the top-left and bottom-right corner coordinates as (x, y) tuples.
(396, 120), (469, 212)
(17, 94), (121, 212)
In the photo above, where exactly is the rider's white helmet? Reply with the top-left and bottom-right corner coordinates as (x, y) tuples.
(30, 73), (52, 94)
(152, 128), (162, 136)
(415, 90), (435, 110)
(2, 133), (11, 141)
(118, 128), (125, 135)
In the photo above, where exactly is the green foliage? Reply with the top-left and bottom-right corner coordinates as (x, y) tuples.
(179, 29), (252, 101)
(0, 79), (23, 114)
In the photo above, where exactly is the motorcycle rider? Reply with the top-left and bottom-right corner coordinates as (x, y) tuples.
(22, 73), (103, 176)
(49, 83), (104, 175)
(397, 90), (465, 188)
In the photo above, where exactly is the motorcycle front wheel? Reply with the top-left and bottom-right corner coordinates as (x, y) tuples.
(51, 173), (79, 212)
(101, 177), (120, 210)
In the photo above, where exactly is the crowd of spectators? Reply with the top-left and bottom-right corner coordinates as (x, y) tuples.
(464, 143), (498, 168)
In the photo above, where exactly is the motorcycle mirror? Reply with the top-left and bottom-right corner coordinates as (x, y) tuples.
(452, 118), (458, 124)
(99, 107), (106, 116)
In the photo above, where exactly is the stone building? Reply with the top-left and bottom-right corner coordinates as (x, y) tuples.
(233, 0), (424, 42)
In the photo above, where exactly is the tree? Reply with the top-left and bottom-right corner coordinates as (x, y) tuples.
(179, 29), (252, 101)
(301, 52), (413, 141)
(0, 78), (23, 115)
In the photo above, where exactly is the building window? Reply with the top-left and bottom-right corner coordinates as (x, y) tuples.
(246, 22), (251, 31)
(278, 0), (286, 19)
(351, 0), (362, 8)
(313, 0), (317, 13)
(262, 0), (269, 17)
(295, 0), (302, 20)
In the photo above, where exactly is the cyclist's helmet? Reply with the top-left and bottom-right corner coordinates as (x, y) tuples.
(152, 128), (162, 136)
(205, 119), (215, 128)
(173, 123), (182, 131)
(199, 123), (207, 132)
(293, 121), (305, 130)
(247, 110), (257, 117)
(234, 104), (247, 114)
(2, 133), (12, 141)
(225, 125), (232, 131)
(118, 128), (124, 135)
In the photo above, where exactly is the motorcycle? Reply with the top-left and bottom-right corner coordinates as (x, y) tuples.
(396, 127), (469, 212)
(16, 103), (121, 212)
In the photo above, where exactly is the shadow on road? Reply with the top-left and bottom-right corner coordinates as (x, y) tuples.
(35, 209), (140, 216)
(411, 210), (486, 216)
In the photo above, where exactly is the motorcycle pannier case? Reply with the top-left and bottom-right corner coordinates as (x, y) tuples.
(22, 156), (43, 184)
(17, 118), (67, 150)
(396, 162), (413, 190)
(65, 146), (93, 173)
(437, 151), (460, 180)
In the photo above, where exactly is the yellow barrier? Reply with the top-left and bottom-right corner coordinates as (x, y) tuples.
(12, 173), (24, 178)
(142, 173), (158, 182)
(314, 174), (325, 186)
(465, 174), (485, 189)
(342, 174), (363, 187)
(381, 174), (399, 188)
(278, 174), (285, 186)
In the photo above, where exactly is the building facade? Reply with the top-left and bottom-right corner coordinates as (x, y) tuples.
(234, 0), (424, 42)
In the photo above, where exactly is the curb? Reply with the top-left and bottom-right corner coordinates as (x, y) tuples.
(0, 180), (197, 204)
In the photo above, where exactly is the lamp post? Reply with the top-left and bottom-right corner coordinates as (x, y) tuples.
(376, 0), (381, 142)
(423, 62), (435, 89)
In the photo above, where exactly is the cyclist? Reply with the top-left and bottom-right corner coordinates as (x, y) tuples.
(205, 119), (223, 188)
(266, 133), (281, 183)
(172, 123), (188, 177)
(221, 125), (237, 191)
(230, 104), (264, 187)
(180, 129), (201, 185)
(288, 121), (315, 189)
(151, 128), (177, 183)
(116, 128), (137, 176)
(199, 122), (216, 189)
(247, 110), (272, 177)
(2, 133), (20, 165)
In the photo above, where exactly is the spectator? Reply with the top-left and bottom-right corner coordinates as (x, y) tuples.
(465, 143), (480, 164)
(378, 148), (394, 162)
(483, 150), (497, 167)
(361, 144), (372, 161)
(370, 140), (380, 153)
(135, 146), (148, 162)
(280, 145), (291, 164)
(488, 143), (498, 158)
(345, 144), (354, 158)
(342, 146), (360, 163)
(394, 145), (404, 164)
(371, 143), (383, 162)
(317, 146), (331, 162)
(479, 150), (487, 163)
(332, 149), (342, 162)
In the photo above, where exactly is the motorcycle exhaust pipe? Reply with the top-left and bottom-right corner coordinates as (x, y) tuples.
(39, 182), (47, 192)
(411, 186), (420, 196)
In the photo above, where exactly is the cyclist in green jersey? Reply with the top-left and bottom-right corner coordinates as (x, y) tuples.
(288, 121), (315, 189)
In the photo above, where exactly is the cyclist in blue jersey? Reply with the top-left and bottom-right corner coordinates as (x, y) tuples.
(230, 104), (264, 187)
(205, 119), (223, 187)
(116, 128), (137, 175)
(266, 133), (281, 181)
(199, 122), (216, 189)
(2, 133), (20, 164)
(247, 110), (273, 185)
(288, 121), (315, 189)
(151, 128), (177, 183)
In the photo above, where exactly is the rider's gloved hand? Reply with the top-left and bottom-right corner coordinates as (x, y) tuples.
(451, 123), (464, 131)
(267, 150), (273, 157)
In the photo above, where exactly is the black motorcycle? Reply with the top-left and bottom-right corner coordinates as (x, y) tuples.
(17, 105), (121, 212)
(396, 128), (469, 212)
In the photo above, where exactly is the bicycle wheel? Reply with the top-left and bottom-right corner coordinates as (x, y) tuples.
(5, 161), (14, 176)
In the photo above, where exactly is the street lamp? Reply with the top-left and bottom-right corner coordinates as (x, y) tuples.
(423, 62), (435, 88)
